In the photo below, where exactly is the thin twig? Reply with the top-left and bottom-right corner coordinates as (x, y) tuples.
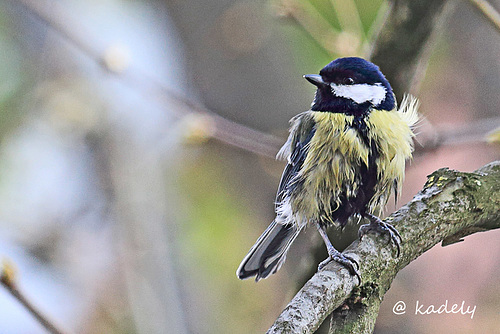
(468, 0), (500, 33)
(413, 116), (500, 156)
(6, 0), (498, 159)
(9, 0), (283, 158)
(273, 0), (342, 55)
(1, 261), (69, 334)
(330, 0), (364, 39)
(361, 1), (390, 56)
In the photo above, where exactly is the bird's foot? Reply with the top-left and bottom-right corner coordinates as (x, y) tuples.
(358, 214), (402, 256)
(318, 249), (360, 283)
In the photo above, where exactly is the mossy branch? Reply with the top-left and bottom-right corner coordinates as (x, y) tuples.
(267, 161), (500, 333)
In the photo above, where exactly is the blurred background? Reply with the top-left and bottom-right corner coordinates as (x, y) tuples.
(0, 0), (499, 333)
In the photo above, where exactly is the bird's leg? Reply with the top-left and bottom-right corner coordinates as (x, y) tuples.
(315, 222), (360, 282)
(358, 213), (402, 256)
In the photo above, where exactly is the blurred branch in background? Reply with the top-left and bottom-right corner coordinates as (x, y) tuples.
(101, 131), (191, 334)
(1, 261), (69, 334)
(10, 0), (283, 158)
(413, 117), (500, 156)
(271, 0), (387, 57)
(9, 0), (499, 162)
(369, 0), (454, 98)
(468, 0), (500, 33)
(3, 0), (192, 333)
(272, 0), (346, 55)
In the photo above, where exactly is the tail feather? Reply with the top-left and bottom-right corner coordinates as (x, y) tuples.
(237, 221), (300, 281)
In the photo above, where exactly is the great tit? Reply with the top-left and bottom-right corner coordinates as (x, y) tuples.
(237, 57), (418, 282)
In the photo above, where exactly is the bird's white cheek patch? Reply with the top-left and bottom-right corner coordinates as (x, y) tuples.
(331, 83), (386, 105)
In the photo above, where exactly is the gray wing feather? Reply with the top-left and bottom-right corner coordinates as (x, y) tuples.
(237, 112), (316, 281)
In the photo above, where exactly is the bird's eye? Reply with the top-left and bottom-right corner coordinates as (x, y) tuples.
(344, 77), (355, 85)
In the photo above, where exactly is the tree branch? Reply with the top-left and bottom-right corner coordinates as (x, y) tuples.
(268, 161), (500, 333)
(7, 0), (496, 161)
(369, 0), (454, 98)
(1, 261), (70, 334)
(8, 0), (283, 158)
(468, 0), (500, 34)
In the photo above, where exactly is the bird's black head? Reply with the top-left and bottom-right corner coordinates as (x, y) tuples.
(304, 57), (395, 116)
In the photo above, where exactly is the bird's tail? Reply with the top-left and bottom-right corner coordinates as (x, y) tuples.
(236, 221), (300, 281)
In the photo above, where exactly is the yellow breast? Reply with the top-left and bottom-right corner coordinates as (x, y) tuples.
(291, 98), (417, 223)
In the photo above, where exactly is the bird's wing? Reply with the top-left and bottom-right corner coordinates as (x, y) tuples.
(275, 112), (316, 206)
(237, 113), (316, 281)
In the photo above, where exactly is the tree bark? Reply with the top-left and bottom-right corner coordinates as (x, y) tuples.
(369, 0), (454, 99)
(267, 161), (500, 333)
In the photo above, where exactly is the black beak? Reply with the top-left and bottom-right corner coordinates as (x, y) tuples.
(304, 74), (326, 87)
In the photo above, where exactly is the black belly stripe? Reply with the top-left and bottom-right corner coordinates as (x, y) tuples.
(322, 114), (379, 227)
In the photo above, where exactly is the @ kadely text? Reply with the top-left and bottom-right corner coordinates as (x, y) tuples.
(392, 300), (476, 319)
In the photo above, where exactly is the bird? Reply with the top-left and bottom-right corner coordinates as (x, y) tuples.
(236, 57), (418, 282)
